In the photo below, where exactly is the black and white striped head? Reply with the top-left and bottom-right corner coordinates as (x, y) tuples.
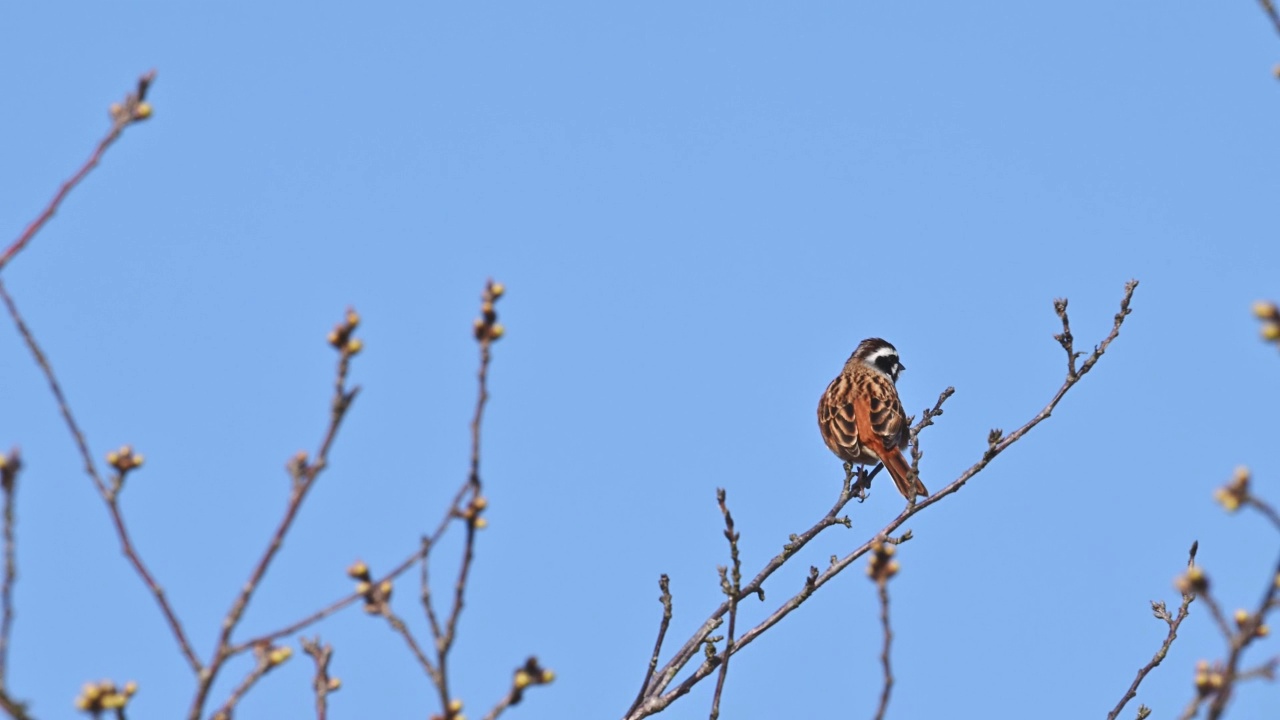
(848, 337), (906, 382)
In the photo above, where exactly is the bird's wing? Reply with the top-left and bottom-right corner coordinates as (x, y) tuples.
(818, 374), (862, 458)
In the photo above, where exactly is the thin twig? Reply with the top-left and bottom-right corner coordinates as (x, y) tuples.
(640, 398), (955, 705)
(2, 280), (202, 673)
(1245, 496), (1280, 533)
(480, 657), (553, 720)
(1204, 553), (1280, 720)
(0, 71), (155, 274)
(382, 607), (440, 682)
(873, 580), (893, 720)
(189, 313), (362, 720)
(209, 644), (285, 720)
(0, 689), (30, 720)
(0, 280), (107, 499)
(0, 456), (30, 718)
(1107, 542), (1199, 720)
(640, 424), (917, 703)
(709, 489), (741, 720)
(421, 280), (504, 718)
(228, 544), (426, 655)
(624, 280), (1139, 719)
(301, 637), (336, 720)
(0, 450), (19, 687)
(1258, 0), (1280, 36)
(627, 575), (673, 717)
(482, 691), (519, 720)
(0, 72), (201, 681)
(1177, 693), (1205, 720)
(1199, 589), (1235, 643)
(421, 537), (444, 640)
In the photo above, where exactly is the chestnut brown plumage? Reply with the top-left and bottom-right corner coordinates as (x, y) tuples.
(817, 338), (927, 501)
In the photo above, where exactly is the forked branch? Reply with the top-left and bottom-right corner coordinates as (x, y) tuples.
(624, 280), (1139, 719)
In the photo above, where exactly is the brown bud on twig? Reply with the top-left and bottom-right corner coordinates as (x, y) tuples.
(74, 679), (138, 713)
(327, 307), (363, 356)
(473, 279), (506, 343)
(867, 540), (899, 585)
(1214, 467), (1250, 512)
(0, 448), (20, 491)
(1175, 565), (1209, 595)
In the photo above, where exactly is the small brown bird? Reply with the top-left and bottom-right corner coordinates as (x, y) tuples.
(818, 338), (927, 501)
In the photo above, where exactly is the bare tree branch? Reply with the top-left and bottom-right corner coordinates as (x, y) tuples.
(1, 281), (202, 675)
(0, 71), (155, 275)
(627, 575), (673, 718)
(479, 657), (554, 720)
(0, 451), (29, 720)
(418, 279), (505, 719)
(624, 280), (1139, 719)
(867, 540), (899, 720)
(0, 450), (20, 688)
(210, 643), (292, 720)
(1203, 551), (1280, 720)
(874, 580), (893, 720)
(708, 489), (742, 720)
(301, 637), (337, 720)
(1107, 542), (1199, 720)
(1258, 0), (1280, 36)
(189, 310), (363, 720)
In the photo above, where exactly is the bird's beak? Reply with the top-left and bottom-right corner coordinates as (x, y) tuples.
(898, 363), (906, 373)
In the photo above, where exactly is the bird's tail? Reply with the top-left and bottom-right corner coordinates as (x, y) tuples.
(882, 450), (928, 500)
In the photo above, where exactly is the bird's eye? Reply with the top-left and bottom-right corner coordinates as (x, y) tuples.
(874, 354), (900, 376)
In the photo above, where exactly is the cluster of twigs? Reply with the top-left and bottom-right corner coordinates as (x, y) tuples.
(1175, 469), (1279, 720)
(1102, 301), (1280, 720)
(0, 73), (549, 720)
(6, 70), (1274, 720)
(625, 280), (1140, 719)
(1110, 470), (1279, 720)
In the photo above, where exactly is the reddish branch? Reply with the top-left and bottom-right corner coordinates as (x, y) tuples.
(0, 73), (201, 683)
(0, 71), (155, 275)
(1, 280), (203, 674)
(3, 74), (546, 718)
(190, 320), (361, 719)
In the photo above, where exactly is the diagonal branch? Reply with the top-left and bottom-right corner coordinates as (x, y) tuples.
(625, 280), (1139, 719)
(627, 575), (672, 717)
(1107, 542), (1199, 720)
(0, 71), (155, 275)
(1, 280), (202, 674)
(1258, 0), (1280, 36)
(189, 311), (362, 720)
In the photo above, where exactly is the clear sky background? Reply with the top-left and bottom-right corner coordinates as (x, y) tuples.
(1, 3), (1279, 719)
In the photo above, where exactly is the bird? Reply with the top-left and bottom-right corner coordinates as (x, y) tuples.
(817, 338), (928, 501)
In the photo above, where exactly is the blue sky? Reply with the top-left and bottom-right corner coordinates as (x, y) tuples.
(2, 3), (1279, 719)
